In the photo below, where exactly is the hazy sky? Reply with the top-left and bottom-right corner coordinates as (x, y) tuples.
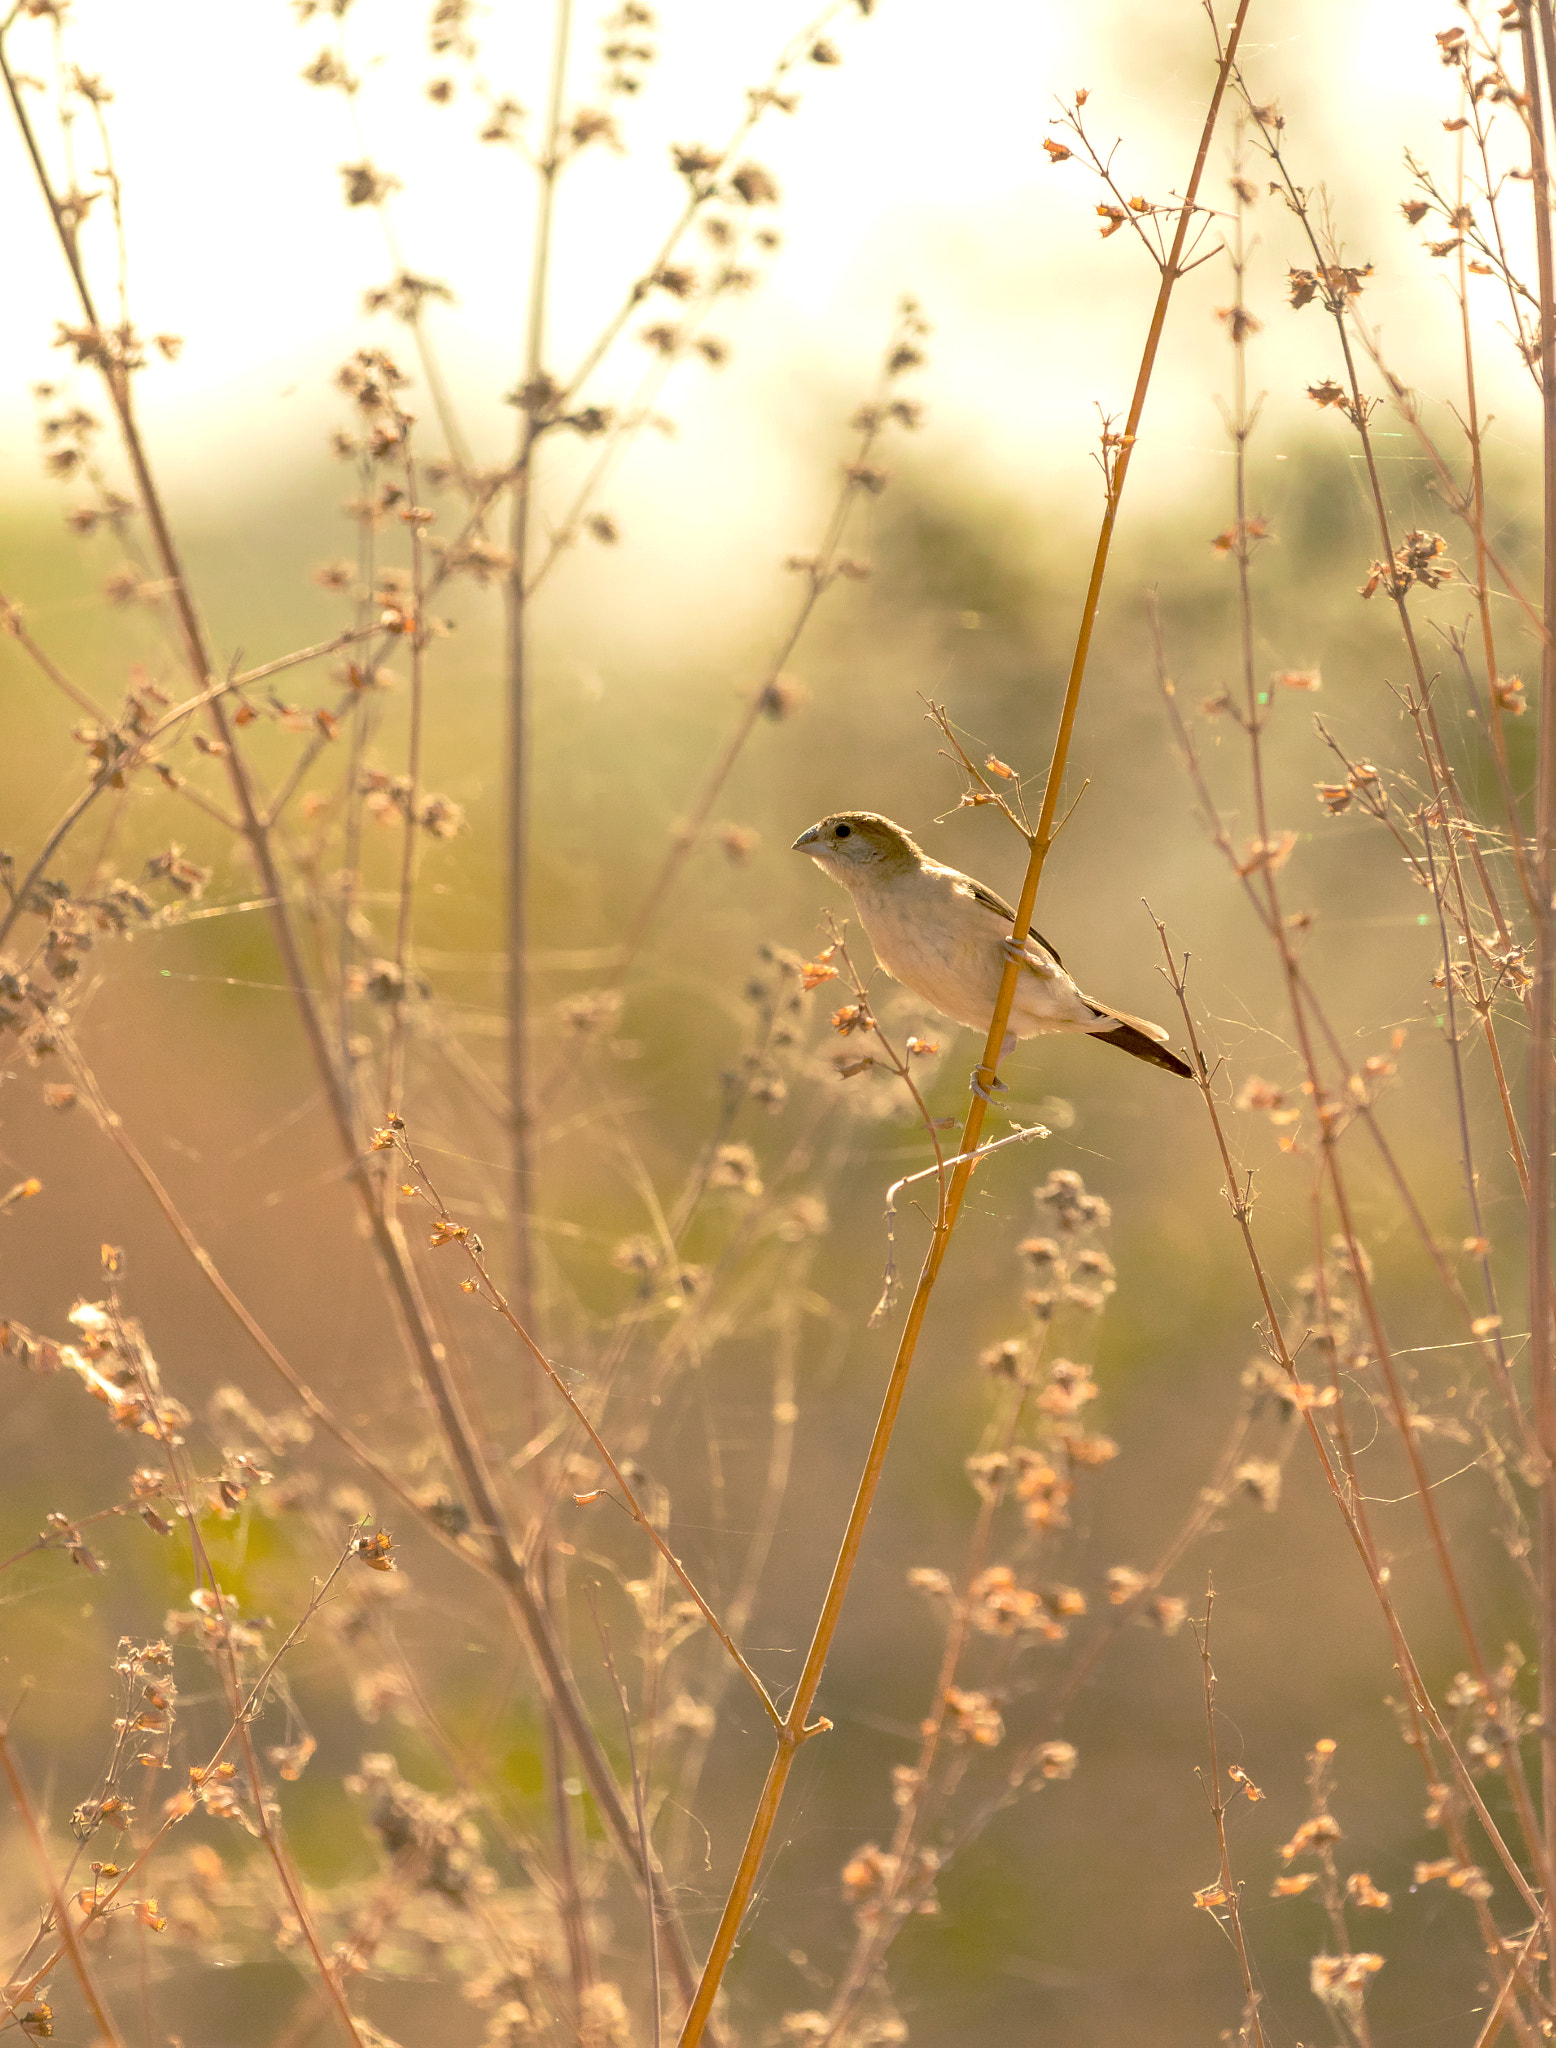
(0, 1), (1529, 575)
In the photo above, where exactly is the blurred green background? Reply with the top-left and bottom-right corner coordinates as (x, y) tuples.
(0, 2), (1545, 2044)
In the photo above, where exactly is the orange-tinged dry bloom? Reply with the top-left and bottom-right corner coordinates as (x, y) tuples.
(1280, 1813), (1341, 1861)
(1104, 1565), (1147, 1605)
(1345, 1871), (1391, 1910)
(944, 1687), (1004, 1747)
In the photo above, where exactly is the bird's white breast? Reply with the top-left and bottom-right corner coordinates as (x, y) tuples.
(848, 866), (1098, 1038)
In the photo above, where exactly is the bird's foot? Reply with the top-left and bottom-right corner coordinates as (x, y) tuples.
(969, 1066), (1007, 1104)
(1000, 936), (1053, 976)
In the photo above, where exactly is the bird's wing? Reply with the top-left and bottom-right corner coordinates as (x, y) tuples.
(962, 876), (1065, 968)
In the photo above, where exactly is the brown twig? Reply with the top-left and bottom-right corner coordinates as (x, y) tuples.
(1191, 1588), (1270, 2048)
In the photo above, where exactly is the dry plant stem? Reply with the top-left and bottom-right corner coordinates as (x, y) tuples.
(0, 662), (252, 956)
(382, 444), (426, 1139)
(397, 1136), (783, 1727)
(0, 1728), (129, 2048)
(1224, 161), (1547, 1822)
(823, 1391), (1271, 2005)
(596, 1607), (663, 2048)
(1156, 930), (1546, 1926)
(1421, 816), (1519, 1362)
(1475, 1928), (1546, 2048)
(58, 1030), (463, 1544)
(60, 1031), (689, 1989)
(1214, 200), (1552, 1883)
(230, 626), (381, 693)
(1193, 1592), (1269, 2048)
(498, 16), (592, 1990)
(1209, 157), (1541, 1660)
(674, 12), (1253, 2040)
(818, 1371), (1033, 2039)
(2, 1542), (360, 2017)
(502, 0), (572, 1333)
(1243, 97), (1518, 959)
(120, 1325), (369, 2048)
(0, 47), (705, 1974)
(669, 1303), (801, 1849)
(543, 1645), (596, 2013)
(0, 588), (107, 719)
(1158, 666), (1531, 1450)
(1518, 0), (1556, 1905)
(0, 1496), (140, 1574)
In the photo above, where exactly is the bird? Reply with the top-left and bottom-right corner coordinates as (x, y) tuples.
(792, 810), (1192, 1084)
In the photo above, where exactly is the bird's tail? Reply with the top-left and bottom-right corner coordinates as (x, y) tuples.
(1088, 1007), (1194, 1079)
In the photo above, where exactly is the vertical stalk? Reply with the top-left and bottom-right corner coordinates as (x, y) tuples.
(1521, 1), (1556, 1932)
(501, 6), (598, 2021)
(675, 8), (1252, 2040)
(505, 0), (573, 1329)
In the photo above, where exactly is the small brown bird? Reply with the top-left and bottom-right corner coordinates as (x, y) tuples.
(793, 810), (1191, 1083)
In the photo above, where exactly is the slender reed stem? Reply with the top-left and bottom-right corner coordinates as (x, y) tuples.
(674, 11), (1253, 2038)
(504, 0), (573, 1328)
(1192, 1590), (1270, 2048)
(1518, 0), (1556, 1942)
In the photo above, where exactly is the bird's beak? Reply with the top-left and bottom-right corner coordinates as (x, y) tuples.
(791, 824), (822, 852)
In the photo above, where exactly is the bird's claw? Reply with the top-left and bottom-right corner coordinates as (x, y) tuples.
(969, 1066), (1007, 1104)
(1000, 934), (1054, 977)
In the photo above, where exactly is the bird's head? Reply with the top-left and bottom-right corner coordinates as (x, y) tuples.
(791, 811), (922, 884)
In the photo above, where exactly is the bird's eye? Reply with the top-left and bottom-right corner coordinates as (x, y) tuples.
(834, 822), (852, 839)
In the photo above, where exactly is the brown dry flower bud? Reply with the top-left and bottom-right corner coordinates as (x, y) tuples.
(673, 142), (722, 179)
(611, 1235), (661, 1278)
(906, 1566), (952, 1597)
(302, 48), (355, 89)
(557, 988), (623, 1037)
(1235, 1458), (1282, 1510)
(979, 1338), (1023, 1378)
(1215, 304), (1263, 343)
(339, 161), (399, 207)
(758, 672), (807, 720)
(709, 1142), (762, 1195)
(569, 107), (621, 153)
(728, 161), (779, 206)
(841, 1843), (896, 1898)
(944, 1686), (1003, 1747)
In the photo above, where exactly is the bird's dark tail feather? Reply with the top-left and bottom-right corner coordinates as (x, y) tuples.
(1094, 1020), (1194, 1079)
